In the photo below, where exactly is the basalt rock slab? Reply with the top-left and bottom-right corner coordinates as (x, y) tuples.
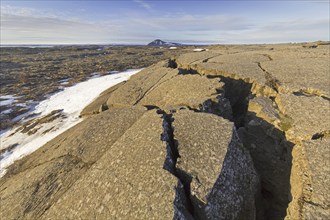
(106, 62), (179, 108)
(41, 110), (177, 219)
(261, 58), (330, 97)
(139, 74), (222, 109)
(176, 51), (221, 67)
(1, 44), (330, 220)
(205, 130), (259, 220)
(172, 110), (234, 213)
(275, 94), (330, 141)
(302, 138), (330, 219)
(248, 96), (280, 126)
(0, 107), (146, 219)
(193, 62), (275, 97)
(207, 52), (270, 63)
(80, 81), (125, 116)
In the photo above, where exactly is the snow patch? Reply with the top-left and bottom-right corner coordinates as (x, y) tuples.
(0, 95), (18, 106)
(1, 109), (12, 114)
(0, 69), (141, 177)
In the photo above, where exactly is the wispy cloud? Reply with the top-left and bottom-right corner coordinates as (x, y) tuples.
(0, 5), (112, 44)
(133, 0), (152, 11)
(1, 4), (329, 45)
(1, 5), (80, 21)
(132, 13), (254, 31)
(218, 18), (330, 43)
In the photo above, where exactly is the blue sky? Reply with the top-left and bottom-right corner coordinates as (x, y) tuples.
(1, 0), (329, 44)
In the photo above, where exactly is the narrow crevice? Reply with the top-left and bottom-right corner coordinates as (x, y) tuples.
(311, 133), (325, 140)
(261, 54), (273, 61)
(217, 76), (253, 128)
(321, 95), (330, 101)
(304, 200), (327, 209)
(190, 54), (221, 65)
(240, 113), (294, 220)
(99, 103), (109, 112)
(292, 91), (312, 97)
(311, 130), (330, 140)
(178, 68), (200, 75)
(186, 106), (201, 113)
(154, 66), (298, 219)
(173, 180), (195, 220)
(166, 58), (178, 69)
(160, 112), (178, 174)
(144, 105), (160, 111)
(175, 66), (295, 219)
(257, 62), (280, 93)
(143, 74), (179, 101)
(159, 111), (195, 219)
(293, 91), (330, 102)
(203, 73), (252, 127)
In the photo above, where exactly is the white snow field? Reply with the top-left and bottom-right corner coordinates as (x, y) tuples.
(0, 69), (142, 177)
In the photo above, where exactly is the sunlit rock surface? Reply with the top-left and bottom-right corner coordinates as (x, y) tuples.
(1, 42), (329, 219)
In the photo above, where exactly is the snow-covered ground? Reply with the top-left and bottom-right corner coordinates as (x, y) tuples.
(0, 95), (19, 106)
(0, 69), (141, 177)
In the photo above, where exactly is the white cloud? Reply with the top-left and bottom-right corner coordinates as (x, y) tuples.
(133, 0), (152, 11)
(1, 4), (329, 45)
(1, 5), (33, 16)
(0, 4), (85, 23)
(0, 13), (112, 44)
(224, 19), (330, 43)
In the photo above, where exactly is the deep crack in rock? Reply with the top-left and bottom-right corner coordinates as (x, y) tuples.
(159, 111), (196, 219)
(173, 66), (295, 219)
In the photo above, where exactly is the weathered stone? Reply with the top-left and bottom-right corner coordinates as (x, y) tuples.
(1, 44), (329, 220)
(207, 52), (270, 63)
(41, 110), (177, 219)
(195, 62), (266, 85)
(176, 51), (221, 67)
(302, 138), (330, 219)
(206, 130), (259, 220)
(261, 58), (330, 97)
(106, 62), (179, 107)
(265, 46), (330, 60)
(173, 110), (233, 207)
(0, 107), (146, 219)
(248, 96), (280, 126)
(80, 81), (125, 116)
(139, 74), (222, 109)
(275, 94), (330, 140)
(0, 154), (88, 220)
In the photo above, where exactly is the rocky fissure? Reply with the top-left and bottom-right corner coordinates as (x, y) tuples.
(1, 44), (329, 219)
(160, 111), (178, 175)
(257, 62), (280, 93)
(159, 110), (196, 219)
(165, 64), (294, 219)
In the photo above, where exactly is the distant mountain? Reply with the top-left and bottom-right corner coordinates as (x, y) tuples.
(147, 39), (182, 47)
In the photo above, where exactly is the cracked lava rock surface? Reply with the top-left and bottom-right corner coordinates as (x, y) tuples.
(0, 42), (329, 219)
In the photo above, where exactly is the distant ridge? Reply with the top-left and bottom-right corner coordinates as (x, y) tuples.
(147, 39), (182, 47)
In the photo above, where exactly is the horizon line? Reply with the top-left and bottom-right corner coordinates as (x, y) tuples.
(1, 40), (329, 47)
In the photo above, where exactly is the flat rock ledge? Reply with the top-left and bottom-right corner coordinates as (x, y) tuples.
(1, 43), (329, 220)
